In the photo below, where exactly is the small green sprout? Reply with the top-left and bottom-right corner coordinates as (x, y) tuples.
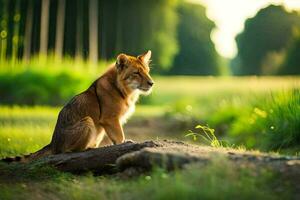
(185, 124), (226, 148)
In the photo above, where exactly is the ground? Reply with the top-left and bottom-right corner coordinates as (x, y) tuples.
(1, 140), (300, 200)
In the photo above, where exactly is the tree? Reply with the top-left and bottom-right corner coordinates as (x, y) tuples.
(0, 0), (9, 61)
(11, 0), (21, 62)
(280, 29), (300, 75)
(55, 0), (66, 60)
(89, 0), (98, 64)
(170, 2), (219, 75)
(234, 5), (300, 75)
(39, 0), (50, 56)
(75, 0), (83, 60)
(23, 0), (33, 61)
(108, 0), (178, 72)
(0, 0), (179, 70)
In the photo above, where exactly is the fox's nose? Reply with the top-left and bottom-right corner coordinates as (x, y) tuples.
(147, 80), (154, 86)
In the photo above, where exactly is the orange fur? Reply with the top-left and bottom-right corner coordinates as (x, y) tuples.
(6, 51), (154, 162)
(50, 50), (154, 153)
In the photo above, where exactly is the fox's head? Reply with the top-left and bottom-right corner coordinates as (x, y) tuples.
(115, 50), (154, 95)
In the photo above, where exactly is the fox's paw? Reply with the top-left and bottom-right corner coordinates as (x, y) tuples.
(124, 139), (135, 144)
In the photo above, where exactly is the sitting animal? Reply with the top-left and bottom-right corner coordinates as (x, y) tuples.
(4, 50), (154, 162)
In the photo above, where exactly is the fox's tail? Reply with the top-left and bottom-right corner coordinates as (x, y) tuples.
(1, 144), (52, 163)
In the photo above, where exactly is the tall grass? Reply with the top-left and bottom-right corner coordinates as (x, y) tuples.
(263, 89), (300, 149)
(229, 89), (300, 151)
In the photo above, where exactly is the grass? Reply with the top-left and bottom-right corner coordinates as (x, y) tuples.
(0, 55), (110, 74)
(0, 106), (57, 158)
(228, 89), (300, 152)
(0, 105), (168, 158)
(0, 157), (292, 200)
(151, 76), (300, 121)
(151, 76), (300, 153)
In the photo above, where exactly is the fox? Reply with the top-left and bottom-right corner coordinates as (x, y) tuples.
(3, 50), (154, 162)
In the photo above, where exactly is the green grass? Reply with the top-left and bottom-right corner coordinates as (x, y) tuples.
(0, 106), (57, 158)
(0, 157), (292, 200)
(151, 76), (300, 120)
(228, 89), (300, 152)
(151, 76), (299, 103)
(0, 55), (109, 74)
(0, 105), (168, 158)
(149, 76), (300, 153)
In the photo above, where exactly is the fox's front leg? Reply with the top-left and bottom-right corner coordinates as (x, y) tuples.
(103, 120), (125, 145)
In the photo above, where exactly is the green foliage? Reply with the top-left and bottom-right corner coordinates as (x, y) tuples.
(185, 125), (224, 147)
(280, 30), (300, 75)
(0, 0), (179, 72)
(113, 0), (179, 72)
(147, 76), (299, 152)
(0, 0), (221, 75)
(205, 88), (300, 152)
(208, 103), (251, 135)
(0, 69), (92, 105)
(229, 89), (300, 151)
(170, 2), (220, 75)
(234, 5), (300, 75)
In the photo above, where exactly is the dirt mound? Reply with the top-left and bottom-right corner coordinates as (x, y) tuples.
(36, 140), (300, 177)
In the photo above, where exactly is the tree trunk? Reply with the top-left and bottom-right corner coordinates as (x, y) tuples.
(100, 2), (106, 60)
(75, 0), (83, 60)
(89, 0), (98, 64)
(23, 0), (33, 61)
(0, 0), (8, 61)
(39, 0), (50, 56)
(11, 0), (21, 62)
(115, 0), (122, 53)
(55, 0), (66, 60)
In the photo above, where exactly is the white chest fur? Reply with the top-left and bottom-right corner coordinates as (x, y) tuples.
(120, 104), (135, 125)
(120, 91), (140, 124)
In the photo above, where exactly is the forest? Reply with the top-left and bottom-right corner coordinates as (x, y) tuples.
(1, 0), (299, 75)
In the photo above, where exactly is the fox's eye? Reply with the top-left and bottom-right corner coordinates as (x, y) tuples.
(133, 71), (140, 76)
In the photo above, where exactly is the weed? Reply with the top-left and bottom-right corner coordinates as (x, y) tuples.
(185, 124), (229, 147)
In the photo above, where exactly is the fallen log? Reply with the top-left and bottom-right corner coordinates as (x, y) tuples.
(37, 140), (159, 173)
(33, 140), (300, 176)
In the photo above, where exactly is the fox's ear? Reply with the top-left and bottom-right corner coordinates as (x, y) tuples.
(116, 53), (128, 70)
(138, 50), (151, 64)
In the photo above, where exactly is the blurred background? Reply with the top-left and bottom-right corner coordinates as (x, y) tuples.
(0, 0), (299, 157)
